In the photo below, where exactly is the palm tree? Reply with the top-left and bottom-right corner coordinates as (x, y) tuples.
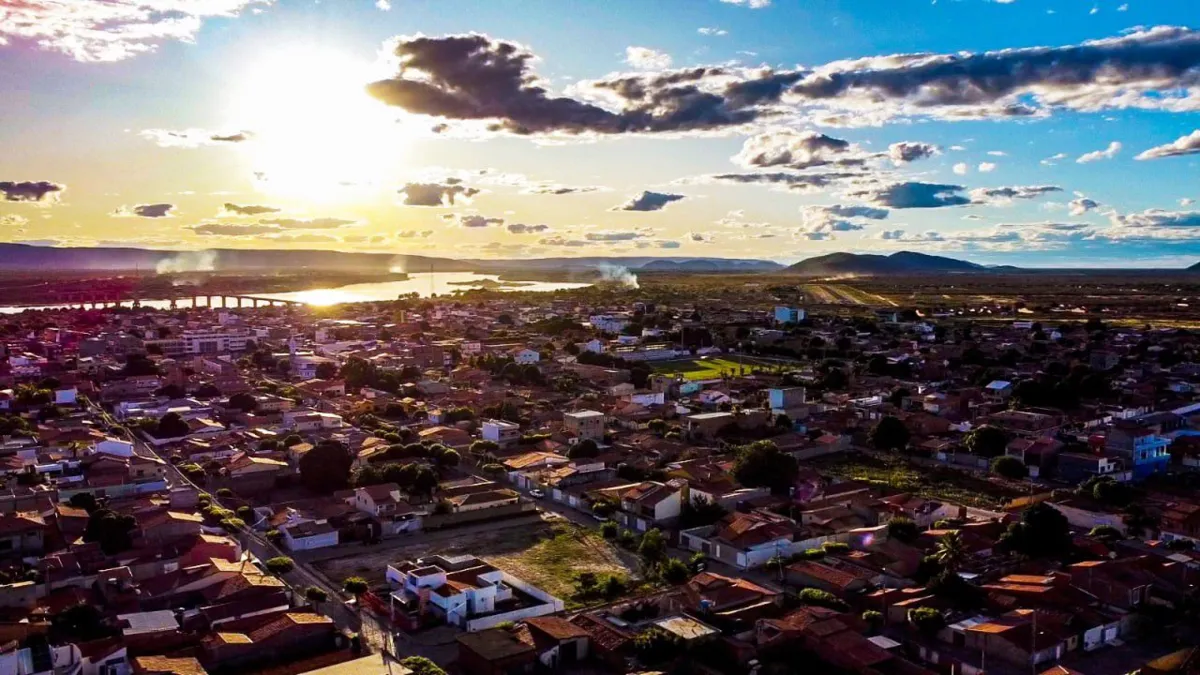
(933, 531), (968, 573)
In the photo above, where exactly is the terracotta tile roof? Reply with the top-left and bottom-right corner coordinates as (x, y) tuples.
(132, 656), (209, 675)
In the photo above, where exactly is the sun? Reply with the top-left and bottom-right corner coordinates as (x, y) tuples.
(227, 46), (409, 202)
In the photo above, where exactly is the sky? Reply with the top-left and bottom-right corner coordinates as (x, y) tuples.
(1, 0), (1199, 268)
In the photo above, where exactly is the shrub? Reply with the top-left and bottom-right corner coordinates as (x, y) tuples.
(264, 556), (295, 575)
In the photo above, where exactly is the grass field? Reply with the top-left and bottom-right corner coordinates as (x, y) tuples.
(812, 454), (1023, 509)
(489, 522), (636, 608)
(651, 356), (779, 380)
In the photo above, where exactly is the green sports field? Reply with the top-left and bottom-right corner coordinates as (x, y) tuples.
(651, 356), (779, 380)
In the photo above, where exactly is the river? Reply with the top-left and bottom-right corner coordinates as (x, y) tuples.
(0, 273), (591, 314)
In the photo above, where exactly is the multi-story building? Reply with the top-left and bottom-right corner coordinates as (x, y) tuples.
(1106, 421), (1171, 480)
(563, 410), (605, 441)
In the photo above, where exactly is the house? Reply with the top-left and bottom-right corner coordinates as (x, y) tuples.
(785, 560), (869, 595)
(1106, 420), (1170, 480)
(774, 306), (806, 324)
(282, 520), (339, 551)
(385, 555), (564, 631)
(593, 480), (685, 531)
(768, 387), (807, 414)
(132, 656), (209, 675)
(522, 616), (590, 670)
(0, 511), (46, 556)
(680, 510), (797, 570)
(512, 348), (540, 365)
(562, 410), (605, 441)
(684, 412), (735, 439)
(961, 610), (1068, 669)
(481, 419), (521, 446)
(456, 627), (537, 675)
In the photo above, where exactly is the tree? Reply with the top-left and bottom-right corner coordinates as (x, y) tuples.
(228, 392), (257, 413)
(965, 425), (1009, 458)
(633, 627), (684, 666)
(888, 517), (919, 544)
(638, 528), (668, 570)
(798, 588), (847, 610)
(84, 509), (137, 554)
(660, 558), (690, 585)
(155, 383), (185, 399)
(862, 610), (884, 632)
(599, 521), (618, 539)
(869, 415), (910, 452)
(679, 496), (727, 528)
(52, 603), (110, 642)
(400, 657), (448, 675)
(315, 362), (338, 380)
(155, 412), (191, 439)
(1089, 525), (1124, 542)
(933, 531), (968, 572)
(298, 440), (352, 493)
(991, 455), (1028, 480)
(305, 586), (328, 604)
(68, 492), (97, 513)
(470, 440), (499, 456)
(343, 576), (369, 598)
(436, 448), (460, 467)
(567, 438), (599, 459)
(998, 502), (1070, 558)
(733, 440), (799, 493)
(264, 556), (295, 575)
(908, 607), (945, 635)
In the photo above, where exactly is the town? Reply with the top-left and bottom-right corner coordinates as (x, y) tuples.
(0, 279), (1196, 675)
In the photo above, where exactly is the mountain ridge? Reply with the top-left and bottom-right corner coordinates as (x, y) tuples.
(785, 251), (991, 276)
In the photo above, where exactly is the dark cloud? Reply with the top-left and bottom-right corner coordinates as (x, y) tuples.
(704, 171), (861, 192)
(788, 26), (1200, 119)
(585, 230), (649, 241)
(141, 129), (254, 148)
(114, 203), (175, 218)
(1136, 130), (1200, 160)
(367, 34), (772, 135)
(364, 27), (1200, 136)
(612, 190), (685, 212)
(847, 181), (972, 209)
(444, 214), (504, 228)
(539, 236), (592, 247)
(397, 230), (434, 238)
(190, 223), (279, 236)
(398, 181), (481, 206)
(888, 141), (940, 164)
(258, 218), (357, 229)
(522, 185), (604, 195)
(1069, 197), (1100, 216)
(221, 203), (281, 216)
(968, 185), (1063, 202)
(507, 223), (550, 233)
(209, 132), (251, 143)
(0, 180), (65, 203)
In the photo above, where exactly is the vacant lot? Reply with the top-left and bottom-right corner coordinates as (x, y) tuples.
(310, 520), (636, 609)
(812, 453), (1023, 509)
(652, 356), (777, 380)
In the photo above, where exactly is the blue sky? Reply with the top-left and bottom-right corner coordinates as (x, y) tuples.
(1, 0), (1198, 267)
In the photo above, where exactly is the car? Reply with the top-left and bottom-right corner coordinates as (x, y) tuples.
(592, 512), (608, 522)
(529, 489), (545, 499)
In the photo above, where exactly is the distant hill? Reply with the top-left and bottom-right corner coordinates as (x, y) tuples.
(1190, 261), (1200, 271)
(785, 251), (990, 276)
(470, 256), (784, 273)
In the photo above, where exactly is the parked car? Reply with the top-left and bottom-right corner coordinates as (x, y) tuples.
(530, 489), (545, 499)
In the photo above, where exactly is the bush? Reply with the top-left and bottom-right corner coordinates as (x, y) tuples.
(660, 558), (690, 585)
(990, 455), (1029, 480)
(798, 588), (846, 610)
(266, 529), (283, 544)
(305, 586), (328, 604)
(909, 607), (945, 635)
(1088, 525), (1123, 541)
(343, 576), (369, 596)
(862, 610), (883, 629)
(599, 521), (618, 539)
(821, 542), (850, 554)
(216, 488), (234, 499)
(264, 556), (295, 575)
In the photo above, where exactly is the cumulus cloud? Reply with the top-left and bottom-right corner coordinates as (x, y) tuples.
(1111, 208), (1200, 229)
(141, 129), (253, 148)
(364, 28), (1200, 136)
(1077, 141), (1122, 163)
(698, 27), (728, 36)
(978, 162), (997, 172)
(888, 141), (940, 164)
(612, 190), (685, 211)
(443, 213), (504, 228)
(625, 46), (672, 70)
(113, 203), (175, 218)
(1069, 196), (1100, 216)
(220, 203), (281, 217)
(190, 223), (280, 237)
(969, 185), (1063, 203)
(734, 129), (861, 170)
(521, 184), (606, 195)
(539, 235), (592, 247)
(952, 162), (969, 175)
(797, 204), (888, 239)
(506, 223), (551, 234)
(1135, 130), (1200, 160)
(688, 232), (714, 242)
(585, 230), (649, 242)
(397, 230), (434, 238)
(0, 180), (65, 203)
(847, 181), (972, 209)
(258, 218), (357, 229)
(398, 181), (481, 206)
(0, 1), (268, 62)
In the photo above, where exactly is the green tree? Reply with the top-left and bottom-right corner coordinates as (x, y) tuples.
(155, 412), (191, 439)
(638, 528), (668, 570)
(798, 588), (847, 610)
(399, 657), (448, 675)
(887, 517), (919, 544)
(567, 438), (599, 459)
(264, 556), (295, 575)
(298, 439), (352, 493)
(305, 586), (329, 604)
(83, 509), (137, 554)
(733, 440), (798, 493)
(228, 392), (257, 412)
(998, 502), (1070, 558)
(660, 558), (690, 585)
(933, 531), (968, 572)
(908, 607), (945, 635)
(1088, 525), (1123, 542)
(869, 415), (910, 451)
(343, 576), (370, 598)
(990, 455), (1028, 480)
(965, 425), (1009, 458)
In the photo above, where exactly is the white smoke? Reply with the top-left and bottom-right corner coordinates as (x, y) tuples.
(156, 250), (217, 274)
(597, 263), (639, 289)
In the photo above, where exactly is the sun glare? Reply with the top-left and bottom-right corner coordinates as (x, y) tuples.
(228, 47), (407, 202)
